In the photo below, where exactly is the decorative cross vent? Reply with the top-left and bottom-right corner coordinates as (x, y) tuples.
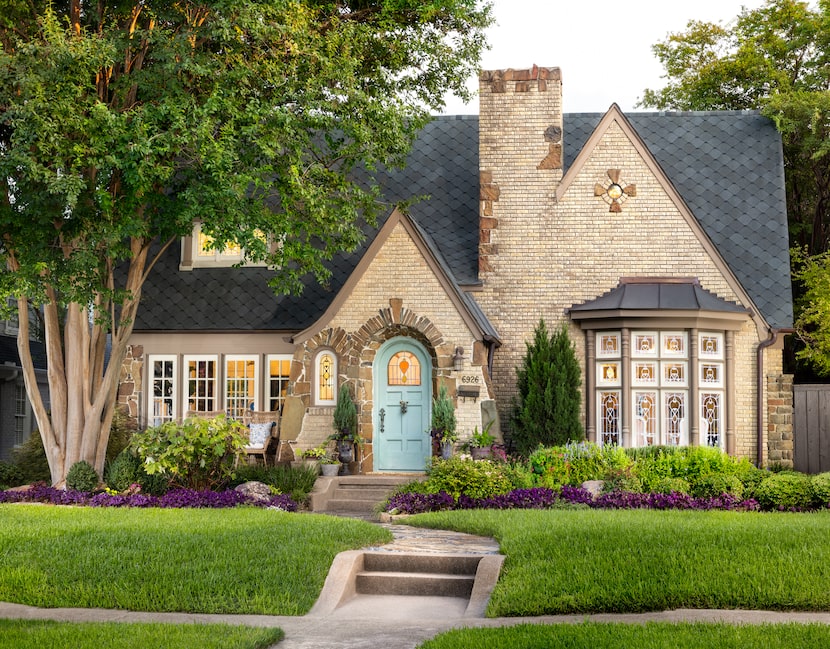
(595, 169), (636, 213)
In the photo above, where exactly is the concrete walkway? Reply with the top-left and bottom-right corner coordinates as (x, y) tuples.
(2, 522), (830, 649)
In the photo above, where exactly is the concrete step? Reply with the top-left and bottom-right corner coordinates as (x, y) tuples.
(310, 475), (422, 514)
(355, 571), (475, 598)
(325, 498), (381, 512)
(362, 552), (482, 575)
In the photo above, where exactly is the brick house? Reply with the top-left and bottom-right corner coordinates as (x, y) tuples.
(120, 65), (794, 471)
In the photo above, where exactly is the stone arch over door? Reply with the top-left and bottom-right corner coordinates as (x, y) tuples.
(352, 303), (457, 472)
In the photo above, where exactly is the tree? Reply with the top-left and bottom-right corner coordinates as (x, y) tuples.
(639, 0), (830, 256)
(0, 0), (492, 486)
(511, 320), (583, 455)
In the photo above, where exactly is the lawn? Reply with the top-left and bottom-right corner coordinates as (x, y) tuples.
(0, 619), (282, 649)
(418, 622), (830, 649)
(404, 508), (830, 616)
(0, 505), (390, 615)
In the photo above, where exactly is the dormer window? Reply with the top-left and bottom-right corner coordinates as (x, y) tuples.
(180, 223), (269, 270)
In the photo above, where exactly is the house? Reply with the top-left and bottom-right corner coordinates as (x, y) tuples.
(119, 65), (794, 471)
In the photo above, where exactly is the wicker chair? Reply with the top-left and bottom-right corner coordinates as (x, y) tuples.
(242, 410), (281, 466)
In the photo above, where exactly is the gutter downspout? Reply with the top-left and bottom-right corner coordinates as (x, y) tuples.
(756, 328), (794, 468)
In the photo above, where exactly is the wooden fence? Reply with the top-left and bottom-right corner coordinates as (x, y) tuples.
(793, 384), (830, 474)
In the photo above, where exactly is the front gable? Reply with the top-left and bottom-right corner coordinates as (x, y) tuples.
(554, 105), (767, 334)
(293, 208), (492, 346)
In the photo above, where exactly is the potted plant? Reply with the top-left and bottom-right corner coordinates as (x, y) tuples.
(330, 384), (359, 474)
(429, 385), (457, 459)
(465, 421), (496, 460)
(294, 445), (328, 473)
(320, 453), (341, 477)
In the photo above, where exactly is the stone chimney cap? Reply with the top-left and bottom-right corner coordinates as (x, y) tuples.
(479, 65), (561, 82)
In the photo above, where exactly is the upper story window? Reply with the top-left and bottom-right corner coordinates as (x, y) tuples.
(180, 223), (270, 270)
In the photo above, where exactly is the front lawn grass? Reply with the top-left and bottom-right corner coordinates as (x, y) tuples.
(405, 508), (830, 616)
(0, 619), (282, 649)
(418, 622), (830, 649)
(0, 505), (390, 615)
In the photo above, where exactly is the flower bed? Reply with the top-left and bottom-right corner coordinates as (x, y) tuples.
(0, 484), (297, 511)
(386, 485), (761, 515)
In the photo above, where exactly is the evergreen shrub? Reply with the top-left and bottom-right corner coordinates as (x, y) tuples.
(511, 320), (583, 454)
(755, 471), (814, 510)
(691, 473), (744, 500)
(66, 460), (100, 493)
(0, 461), (23, 489)
(810, 472), (830, 507)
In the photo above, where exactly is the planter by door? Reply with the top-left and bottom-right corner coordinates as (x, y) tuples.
(470, 446), (492, 461)
(321, 463), (340, 477)
(441, 441), (453, 460)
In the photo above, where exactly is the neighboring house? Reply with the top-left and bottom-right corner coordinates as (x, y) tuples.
(0, 308), (48, 460)
(120, 65), (794, 471)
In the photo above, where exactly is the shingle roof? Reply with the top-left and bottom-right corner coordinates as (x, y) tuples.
(564, 111), (792, 329)
(135, 111), (792, 332)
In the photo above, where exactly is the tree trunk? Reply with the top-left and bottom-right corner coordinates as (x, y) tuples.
(14, 237), (151, 487)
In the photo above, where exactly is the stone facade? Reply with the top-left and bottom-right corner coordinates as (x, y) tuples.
(767, 373), (795, 468)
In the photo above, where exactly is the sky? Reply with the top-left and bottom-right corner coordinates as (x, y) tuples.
(441, 0), (767, 115)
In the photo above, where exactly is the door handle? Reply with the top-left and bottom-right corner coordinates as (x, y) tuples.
(399, 400), (408, 414)
(379, 408), (385, 433)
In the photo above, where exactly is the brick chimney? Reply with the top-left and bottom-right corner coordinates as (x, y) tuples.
(478, 65), (563, 275)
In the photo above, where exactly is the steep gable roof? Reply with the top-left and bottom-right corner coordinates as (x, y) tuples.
(134, 111), (792, 333)
(563, 110), (792, 330)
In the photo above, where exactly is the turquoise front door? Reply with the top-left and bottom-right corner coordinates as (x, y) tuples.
(375, 338), (432, 472)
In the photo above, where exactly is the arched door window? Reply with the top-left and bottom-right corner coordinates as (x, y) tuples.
(387, 351), (421, 386)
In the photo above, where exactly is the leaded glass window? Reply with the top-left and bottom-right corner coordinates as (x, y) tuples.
(599, 391), (620, 446)
(388, 351), (421, 386)
(701, 393), (722, 447)
(597, 333), (620, 357)
(316, 351), (336, 405)
(634, 391), (658, 446)
(664, 392), (686, 446)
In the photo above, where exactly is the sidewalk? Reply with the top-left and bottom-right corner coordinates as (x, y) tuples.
(2, 522), (830, 649)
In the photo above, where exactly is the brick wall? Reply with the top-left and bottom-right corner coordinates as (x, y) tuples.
(476, 65), (773, 458)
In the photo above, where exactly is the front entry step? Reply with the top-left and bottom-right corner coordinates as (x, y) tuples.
(310, 475), (421, 514)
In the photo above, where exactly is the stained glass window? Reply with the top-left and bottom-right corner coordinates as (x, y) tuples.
(634, 392), (657, 446)
(388, 351), (421, 386)
(661, 332), (686, 356)
(599, 391), (620, 446)
(597, 333), (620, 357)
(664, 392), (686, 446)
(701, 393), (722, 447)
(634, 333), (657, 356)
(598, 362), (620, 385)
(700, 333), (723, 358)
(662, 362), (687, 385)
(317, 352), (336, 404)
(633, 362), (657, 385)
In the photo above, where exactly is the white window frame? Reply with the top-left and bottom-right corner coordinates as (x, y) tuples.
(184, 355), (219, 414)
(597, 390), (621, 447)
(267, 354), (292, 413)
(224, 355), (260, 419)
(147, 354), (178, 427)
(314, 349), (337, 406)
(596, 332), (621, 358)
(700, 391), (725, 449)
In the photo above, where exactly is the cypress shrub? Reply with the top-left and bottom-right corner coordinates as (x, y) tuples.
(511, 320), (583, 454)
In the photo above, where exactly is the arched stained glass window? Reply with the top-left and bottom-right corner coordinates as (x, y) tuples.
(387, 351), (421, 386)
(317, 351), (336, 404)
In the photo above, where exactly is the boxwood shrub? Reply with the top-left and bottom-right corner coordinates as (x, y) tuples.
(754, 472), (814, 511)
(811, 472), (830, 508)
